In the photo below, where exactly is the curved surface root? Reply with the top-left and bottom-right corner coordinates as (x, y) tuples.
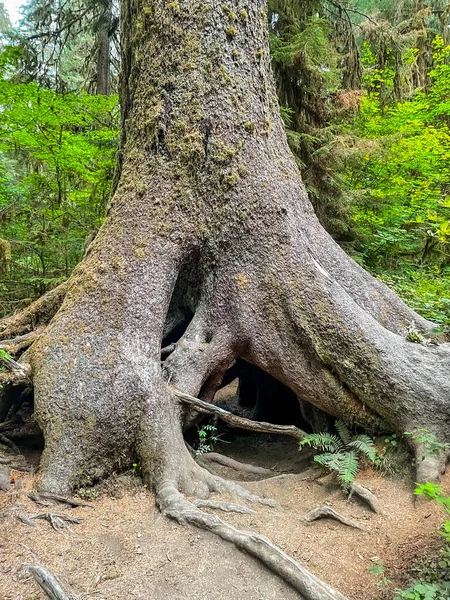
(349, 483), (380, 514)
(193, 499), (256, 514)
(157, 482), (349, 600)
(197, 452), (275, 477)
(304, 506), (364, 530)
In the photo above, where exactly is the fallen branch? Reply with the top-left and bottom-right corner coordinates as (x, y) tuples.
(349, 483), (380, 514)
(304, 506), (363, 530)
(173, 388), (307, 441)
(26, 565), (71, 600)
(193, 499), (256, 514)
(198, 452), (274, 476)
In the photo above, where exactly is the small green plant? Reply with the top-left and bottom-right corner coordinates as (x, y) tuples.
(393, 483), (450, 599)
(299, 421), (377, 490)
(404, 429), (450, 460)
(406, 322), (431, 345)
(369, 559), (392, 589)
(394, 580), (450, 599)
(77, 487), (99, 500)
(195, 423), (221, 455)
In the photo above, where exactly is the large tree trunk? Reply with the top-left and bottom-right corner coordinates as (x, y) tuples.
(2, 0), (450, 597)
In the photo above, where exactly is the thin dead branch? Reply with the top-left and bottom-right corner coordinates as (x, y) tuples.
(173, 388), (307, 442)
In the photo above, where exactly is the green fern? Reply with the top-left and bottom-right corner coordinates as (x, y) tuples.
(299, 432), (344, 453)
(300, 420), (378, 491)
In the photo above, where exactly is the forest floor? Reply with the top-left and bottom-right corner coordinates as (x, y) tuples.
(0, 390), (448, 600)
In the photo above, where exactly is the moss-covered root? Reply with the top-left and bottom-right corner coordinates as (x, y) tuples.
(0, 282), (68, 340)
(156, 481), (349, 600)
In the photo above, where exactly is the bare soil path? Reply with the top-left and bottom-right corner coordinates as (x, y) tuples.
(0, 431), (447, 600)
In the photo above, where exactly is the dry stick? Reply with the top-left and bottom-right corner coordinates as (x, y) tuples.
(173, 388), (307, 441)
(193, 499), (256, 514)
(159, 484), (348, 600)
(26, 565), (71, 600)
(198, 452), (274, 476)
(304, 506), (364, 530)
(348, 483), (380, 514)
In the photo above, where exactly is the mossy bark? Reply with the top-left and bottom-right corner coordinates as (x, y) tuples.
(2, 1), (450, 596)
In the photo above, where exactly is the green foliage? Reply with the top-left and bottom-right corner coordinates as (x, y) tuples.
(394, 482), (450, 599)
(0, 48), (118, 315)
(300, 420), (377, 490)
(343, 37), (450, 325)
(404, 429), (450, 460)
(195, 423), (222, 456)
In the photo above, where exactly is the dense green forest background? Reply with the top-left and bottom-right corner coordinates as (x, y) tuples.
(0, 0), (450, 328)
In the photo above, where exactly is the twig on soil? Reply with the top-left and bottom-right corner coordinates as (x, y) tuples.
(173, 388), (307, 441)
(304, 506), (364, 530)
(197, 452), (275, 476)
(26, 565), (72, 600)
(193, 499), (256, 514)
(348, 483), (380, 514)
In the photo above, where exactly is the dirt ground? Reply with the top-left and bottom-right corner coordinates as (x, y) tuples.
(0, 426), (448, 600)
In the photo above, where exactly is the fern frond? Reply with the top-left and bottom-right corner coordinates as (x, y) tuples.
(314, 451), (359, 490)
(336, 452), (359, 490)
(335, 420), (352, 446)
(348, 435), (377, 462)
(300, 433), (344, 453)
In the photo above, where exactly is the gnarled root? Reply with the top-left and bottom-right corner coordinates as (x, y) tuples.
(157, 481), (348, 600)
(197, 452), (275, 477)
(348, 484), (380, 514)
(26, 565), (72, 600)
(0, 282), (67, 340)
(304, 506), (364, 530)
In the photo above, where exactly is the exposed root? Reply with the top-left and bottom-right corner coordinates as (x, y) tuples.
(304, 506), (364, 530)
(26, 564), (71, 600)
(349, 483), (380, 514)
(20, 512), (81, 531)
(0, 352), (30, 374)
(209, 473), (277, 507)
(157, 482), (348, 600)
(173, 388), (307, 441)
(29, 491), (93, 509)
(197, 452), (275, 476)
(18, 513), (39, 528)
(0, 434), (20, 453)
(0, 329), (44, 356)
(0, 464), (11, 491)
(0, 281), (67, 340)
(193, 499), (256, 514)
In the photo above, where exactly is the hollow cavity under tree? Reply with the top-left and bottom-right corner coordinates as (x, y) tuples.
(1, 0), (450, 598)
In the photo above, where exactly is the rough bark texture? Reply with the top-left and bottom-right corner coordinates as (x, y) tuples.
(1, 0), (450, 597)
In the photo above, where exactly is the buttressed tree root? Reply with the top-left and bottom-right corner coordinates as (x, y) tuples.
(1, 0), (450, 598)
